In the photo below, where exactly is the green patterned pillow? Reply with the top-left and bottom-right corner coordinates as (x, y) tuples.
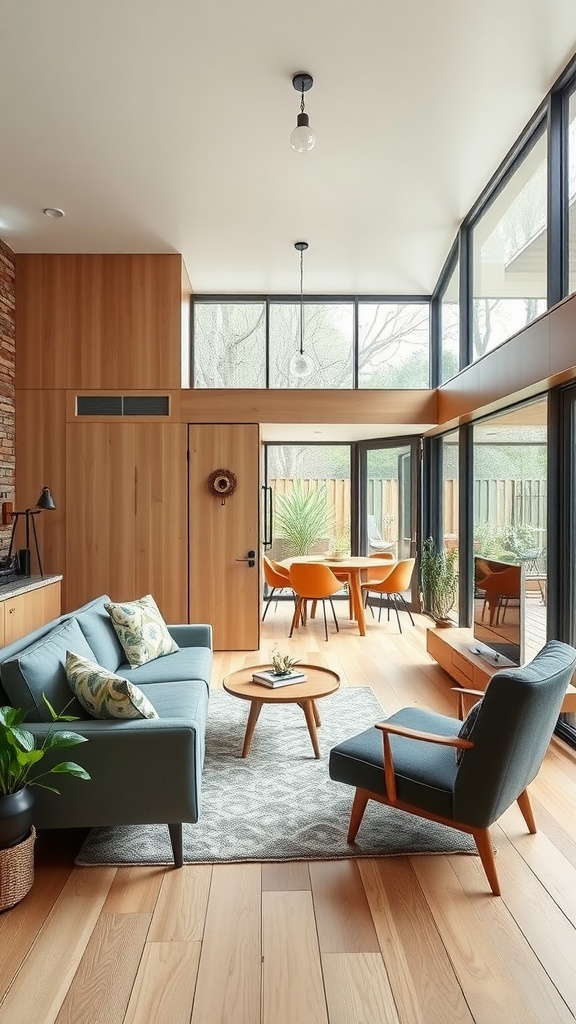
(103, 594), (179, 668)
(65, 651), (159, 720)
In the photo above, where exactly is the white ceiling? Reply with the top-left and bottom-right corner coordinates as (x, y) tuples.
(2, 1), (576, 296)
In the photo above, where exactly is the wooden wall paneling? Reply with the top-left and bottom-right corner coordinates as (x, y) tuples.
(16, 255), (184, 391)
(15, 388), (67, 584)
(133, 423), (188, 623)
(188, 424), (260, 650)
(65, 423), (137, 610)
(65, 422), (188, 618)
(181, 389), (439, 428)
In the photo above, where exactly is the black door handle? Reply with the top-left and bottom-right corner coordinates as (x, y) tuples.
(236, 549), (256, 567)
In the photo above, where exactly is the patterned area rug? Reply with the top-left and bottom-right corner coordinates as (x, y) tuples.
(76, 686), (477, 865)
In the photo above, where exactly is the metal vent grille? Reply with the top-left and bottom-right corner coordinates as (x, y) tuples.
(123, 395), (170, 416)
(77, 396), (122, 416)
(76, 396), (170, 417)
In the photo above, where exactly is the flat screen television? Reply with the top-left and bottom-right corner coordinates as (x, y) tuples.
(472, 556), (525, 667)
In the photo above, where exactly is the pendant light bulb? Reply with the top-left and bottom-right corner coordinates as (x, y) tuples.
(290, 73), (315, 153)
(291, 240), (313, 381)
(289, 351), (314, 378)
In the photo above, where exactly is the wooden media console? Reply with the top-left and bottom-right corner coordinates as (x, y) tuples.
(426, 627), (576, 713)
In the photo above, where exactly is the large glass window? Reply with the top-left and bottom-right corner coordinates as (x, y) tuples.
(194, 302), (266, 387)
(568, 89), (576, 297)
(471, 130), (548, 361)
(442, 430), (459, 616)
(473, 399), (547, 660)
(269, 303), (353, 389)
(358, 302), (429, 388)
(440, 261), (460, 383)
(266, 445), (351, 561)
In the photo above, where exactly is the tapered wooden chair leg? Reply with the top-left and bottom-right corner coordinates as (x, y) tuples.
(517, 789), (537, 833)
(473, 827), (500, 896)
(289, 597), (304, 637)
(347, 789), (370, 843)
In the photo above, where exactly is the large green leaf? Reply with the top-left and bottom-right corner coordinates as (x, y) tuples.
(50, 762), (91, 779)
(43, 731), (88, 751)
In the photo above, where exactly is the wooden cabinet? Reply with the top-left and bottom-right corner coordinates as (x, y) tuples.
(427, 627), (576, 713)
(2, 580), (61, 646)
(65, 422), (187, 621)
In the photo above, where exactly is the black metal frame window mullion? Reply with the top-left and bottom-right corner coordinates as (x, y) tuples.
(431, 237), (459, 386)
(458, 423), (474, 627)
(547, 89), (568, 308)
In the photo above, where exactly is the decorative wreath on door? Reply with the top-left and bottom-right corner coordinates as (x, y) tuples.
(207, 468), (237, 504)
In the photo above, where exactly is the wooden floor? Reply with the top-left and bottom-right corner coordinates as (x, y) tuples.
(2, 603), (576, 1024)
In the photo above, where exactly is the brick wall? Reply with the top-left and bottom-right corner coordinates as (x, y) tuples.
(0, 238), (15, 552)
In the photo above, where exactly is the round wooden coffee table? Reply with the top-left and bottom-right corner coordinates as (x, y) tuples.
(222, 664), (340, 759)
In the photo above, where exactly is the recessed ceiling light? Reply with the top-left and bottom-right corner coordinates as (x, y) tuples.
(43, 208), (65, 219)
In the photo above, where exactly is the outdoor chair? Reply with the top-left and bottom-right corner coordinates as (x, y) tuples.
(367, 514), (395, 554)
(329, 640), (576, 895)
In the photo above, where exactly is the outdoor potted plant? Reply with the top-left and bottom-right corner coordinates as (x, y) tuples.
(0, 697), (90, 909)
(420, 536), (458, 626)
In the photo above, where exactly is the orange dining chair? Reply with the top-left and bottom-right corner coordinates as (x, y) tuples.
(289, 562), (343, 641)
(262, 556), (294, 622)
(360, 557), (416, 632)
(363, 553), (396, 611)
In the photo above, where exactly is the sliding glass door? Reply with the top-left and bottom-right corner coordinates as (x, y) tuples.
(358, 438), (421, 608)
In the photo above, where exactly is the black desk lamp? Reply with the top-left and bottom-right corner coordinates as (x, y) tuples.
(7, 487), (56, 577)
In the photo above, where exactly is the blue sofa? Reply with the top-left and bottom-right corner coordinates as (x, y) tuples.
(0, 594), (213, 866)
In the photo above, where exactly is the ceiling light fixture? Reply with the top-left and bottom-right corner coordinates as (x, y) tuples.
(289, 241), (314, 379)
(290, 73), (315, 153)
(43, 208), (65, 218)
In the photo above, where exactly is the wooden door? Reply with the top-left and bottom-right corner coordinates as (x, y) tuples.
(189, 424), (260, 650)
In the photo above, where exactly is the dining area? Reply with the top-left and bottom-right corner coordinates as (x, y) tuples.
(263, 553), (416, 640)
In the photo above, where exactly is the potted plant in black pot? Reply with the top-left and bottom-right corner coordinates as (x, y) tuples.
(421, 536), (458, 626)
(0, 697), (90, 909)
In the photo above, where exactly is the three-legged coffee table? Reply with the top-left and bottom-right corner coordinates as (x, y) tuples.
(222, 664), (340, 759)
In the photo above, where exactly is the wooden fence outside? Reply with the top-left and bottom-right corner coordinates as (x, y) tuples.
(271, 477), (547, 551)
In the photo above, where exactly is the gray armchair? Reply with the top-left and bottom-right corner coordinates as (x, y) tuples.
(329, 640), (576, 895)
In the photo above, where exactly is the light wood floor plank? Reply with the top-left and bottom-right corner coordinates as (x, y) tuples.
(191, 864), (261, 1024)
(413, 854), (575, 1024)
(262, 890), (328, 1024)
(261, 860), (310, 891)
(54, 912), (151, 1024)
(309, 860), (380, 953)
(322, 951), (400, 1024)
(147, 865), (212, 942)
(358, 858), (474, 1024)
(472, 823), (576, 1017)
(0, 868), (116, 1024)
(103, 866), (165, 913)
(124, 941), (201, 1024)
(0, 861), (72, 996)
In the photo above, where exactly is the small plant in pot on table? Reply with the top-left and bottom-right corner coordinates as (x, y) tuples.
(0, 697), (90, 909)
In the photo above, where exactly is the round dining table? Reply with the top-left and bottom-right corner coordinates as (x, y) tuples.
(280, 555), (395, 636)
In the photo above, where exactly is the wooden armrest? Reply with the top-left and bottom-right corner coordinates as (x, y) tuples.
(375, 720), (473, 749)
(374, 719), (473, 803)
(450, 686), (484, 721)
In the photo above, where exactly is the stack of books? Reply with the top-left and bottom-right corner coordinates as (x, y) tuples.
(252, 668), (308, 688)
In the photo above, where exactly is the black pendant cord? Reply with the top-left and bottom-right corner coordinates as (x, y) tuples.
(299, 247), (304, 355)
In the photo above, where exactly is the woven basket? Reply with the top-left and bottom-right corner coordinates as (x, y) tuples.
(0, 827), (36, 911)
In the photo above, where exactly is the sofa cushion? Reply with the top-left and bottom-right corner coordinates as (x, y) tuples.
(66, 651), (159, 720)
(115, 646), (212, 689)
(75, 596), (125, 672)
(1, 618), (95, 720)
(104, 595), (179, 668)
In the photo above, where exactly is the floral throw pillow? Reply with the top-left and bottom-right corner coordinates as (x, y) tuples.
(104, 594), (179, 668)
(65, 651), (159, 720)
